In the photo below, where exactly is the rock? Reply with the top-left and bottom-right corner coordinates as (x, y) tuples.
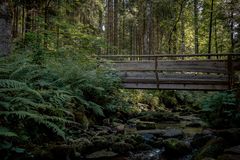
(186, 122), (202, 128)
(49, 144), (74, 160)
(163, 128), (184, 138)
(137, 129), (165, 136)
(136, 143), (153, 151)
(136, 121), (157, 130)
(217, 154), (240, 160)
(137, 111), (180, 123)
(191, 134), (215, 149)
(214, 128), (240, 146)
(131, 134), (145, 144)
(217, 145), (240, 160)
(194, 137), (225, 160)
(129, 149), (163, 160)
(86, 150), (118, 159)
(128, 118), (141, 124)
(112, 122), (125, 133)
(224, 145), (240, 154)
(163, 138), (191, 156)
(112, 142), (134, 154)
(69, 138), (92, 153)
(151, 138), (164, 148)
(91, 136), (111, 152)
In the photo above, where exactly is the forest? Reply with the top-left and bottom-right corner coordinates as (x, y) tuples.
(0, 0), (240, 160)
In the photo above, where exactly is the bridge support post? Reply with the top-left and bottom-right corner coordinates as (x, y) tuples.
(155, 56), (160, 89)
(228, 54), (233, 89)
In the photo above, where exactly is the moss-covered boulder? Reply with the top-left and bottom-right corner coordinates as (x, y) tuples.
(111, 142), (134, 154)
(194, 137), (225, 160)
(163, 138), (191, 157)
(86, 150), (118, 159)
(136, 121), (157, 130)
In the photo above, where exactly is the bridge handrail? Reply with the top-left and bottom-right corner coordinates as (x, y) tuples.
(98, 53), (240, 58)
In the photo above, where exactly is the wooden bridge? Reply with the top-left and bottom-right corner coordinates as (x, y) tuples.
(99, 54), (240, 90)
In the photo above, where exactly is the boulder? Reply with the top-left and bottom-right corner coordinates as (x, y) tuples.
(136, 143), (153, 151)
(137, 111), (180, 123)
(217, 154), (240, 160)
(186, 122), (202, 128)
(163, 138), (191, 157)
(151, 138), (164, 148)
(136, 121), (157, 130)
(214, 128), (240, 146)
(86, 150), (118, 159)
(217, 145), (240, 160)
(112, 142), (134, 154)
(194, 137), (225, 160)
(224, 145), (240, 154)
(137, 129), (165, 136)
(191, 134), (215, 149)
(163, 128), (184, 138)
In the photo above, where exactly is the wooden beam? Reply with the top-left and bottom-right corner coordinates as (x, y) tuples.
(114, 61), (228, 73)
(98, 53), (240, 58)
(118, 72), (228, 80)
(122, 83), (229, 90)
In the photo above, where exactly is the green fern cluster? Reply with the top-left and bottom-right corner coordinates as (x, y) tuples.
(201, 91), (240, 128)
(0, 54), (121, 147)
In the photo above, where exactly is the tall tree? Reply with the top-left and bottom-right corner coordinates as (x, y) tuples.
(194, 0), (199, 54)
(144, 0), (152, 55)
(208, 0), (214, 56)
(0, 1), (12, 56)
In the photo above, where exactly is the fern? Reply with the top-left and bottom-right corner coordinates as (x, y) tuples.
(0, 79), (27, 89)
(87, 102), (105, 117)
(0, 127), (18, 137)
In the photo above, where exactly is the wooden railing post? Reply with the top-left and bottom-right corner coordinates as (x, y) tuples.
(155, 56), (160, 89)
(228, 54), (233, 89)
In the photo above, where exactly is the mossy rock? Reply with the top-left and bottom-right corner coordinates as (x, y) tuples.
(136, 143), (153, 151)
(194, 137), (225, 160)
(136, 121), (157, 130)
(86, 150), (118, 159)
(191, 134), (214, 149)
(163, 138), (191, 157)
(111, 142), (134, 154)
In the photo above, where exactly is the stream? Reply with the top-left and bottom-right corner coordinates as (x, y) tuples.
(86, 112), (206, 160)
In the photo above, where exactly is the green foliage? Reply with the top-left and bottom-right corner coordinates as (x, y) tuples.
(200, 91), (240, 128)
(0, 52), (121, 159)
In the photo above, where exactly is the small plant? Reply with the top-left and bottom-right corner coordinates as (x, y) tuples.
(201, 91), (240, 128)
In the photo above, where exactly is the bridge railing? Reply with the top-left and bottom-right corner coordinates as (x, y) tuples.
(98, 53), (240, 61)
(97, 53), (240, 90)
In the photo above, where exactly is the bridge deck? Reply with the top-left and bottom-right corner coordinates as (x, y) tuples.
(99, 54), (240, 90)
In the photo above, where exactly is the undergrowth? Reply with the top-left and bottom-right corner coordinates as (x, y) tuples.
(0, 53), (121, 159)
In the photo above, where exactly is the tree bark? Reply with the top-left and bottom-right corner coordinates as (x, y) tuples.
(194, 0), (199, 54)
(113, 0), (118, 54)
(208, 0), (214, 57)
(0, 1), (12, 56)
(144, 0), (152, 55)
(180, 9), (185, 54)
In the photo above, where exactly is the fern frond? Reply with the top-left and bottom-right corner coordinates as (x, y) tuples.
(10, 65), (40, 80)
(1, 111), (67, 139)
(0, 127), (18, 137)
(87, 102), (104, 117)
(0, 79), (27, 89)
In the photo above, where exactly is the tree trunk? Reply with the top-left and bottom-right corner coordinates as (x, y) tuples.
(0, 1), (12, 56)
(113, 0), (118, 54)
(144, 0), (152, 55)
(214, 18), (218, 54)
(180, 9), (185, 54)
(194, 0), (199, 54)
(230, 0), (234, 53)
(208, 0), (214, 57)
